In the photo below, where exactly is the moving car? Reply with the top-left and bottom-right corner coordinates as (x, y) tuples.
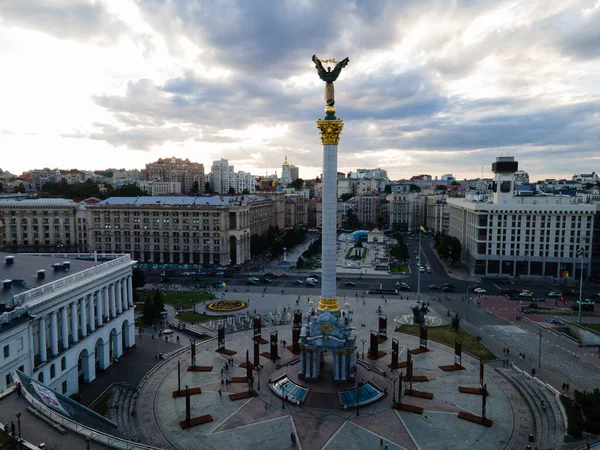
(442, 286), (455, 292)
(443, 283), (455, 288)
(522, 289), (535, 295)
(294, 280), (304, 284)
(473, 288), (486, 294)
(547, 291), (563, 297)
(162, 329), (174, 335)
(344, 281), (356, 287)
(429, 284), (440, 290)
(306, 277), (319, 284)
(248, 277), (259, 282)
(260, 278), (272, 284)
(271, 274), (281, 278)
(518, 292), (534, 298)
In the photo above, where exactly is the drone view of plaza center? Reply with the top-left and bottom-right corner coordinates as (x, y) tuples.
(0, 1), (600, 449)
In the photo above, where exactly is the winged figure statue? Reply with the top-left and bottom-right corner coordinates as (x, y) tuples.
(312, 55), (350, 106)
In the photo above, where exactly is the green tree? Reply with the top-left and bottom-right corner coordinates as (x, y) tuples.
(205, 182), (212, 193)
(190, 180), (200, 194)
(242, 188), (250, 194)
(435, 184), (447, 191)
(409, 184), (421, 192)
(227, 187), (236, 194)
(288, 178), (304, 190)
(340, 193), (354, 202)
(296, 256), (305, 269)
(451, 313), (461, 331)
(109, 183), (146, 197)
(142, 297), (155, 325)
(434, 233), (462, 263)
(384, 184), (391, 194)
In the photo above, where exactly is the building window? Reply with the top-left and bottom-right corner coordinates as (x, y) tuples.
(3, 345), (9, 358)
(50, 364), (56, 379)
(62, 380), (67, 394)
(61, 356), (66, 371)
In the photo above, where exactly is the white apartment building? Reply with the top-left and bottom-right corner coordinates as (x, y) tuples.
(448, 157), (595, 277)
(32, 169), (61, 191)
(233, 171), (256, 194)
(0, 253), (135, 395)
(348, 168), (389, 192)
(137, 181), (182, 196)
(426, 193), (449, 235)
(210, 159), (235, 194)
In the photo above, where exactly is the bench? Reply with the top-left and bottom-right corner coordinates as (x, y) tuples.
(179, 414), (213, 429)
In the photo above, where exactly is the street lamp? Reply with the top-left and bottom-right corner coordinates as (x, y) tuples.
(86, 436), (91, 450)
(356, 382), (362, 416)
(15, 412), (22, 446)
(448, 245), (453, 266)
(361, 338), (367, 359)
(538, 328), (542, 369)
(282, 381), (286, 408)
(576, 243), (587, 326)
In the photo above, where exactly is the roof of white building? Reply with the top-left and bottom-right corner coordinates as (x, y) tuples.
(0, 253), (104, 304)
(0, 199), (78, 207)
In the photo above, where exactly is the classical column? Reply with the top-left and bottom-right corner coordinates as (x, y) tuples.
(341, 352), (347, 381)
(127, 275), (134, 307)
(79, 297), (87, 338)
(39, 316), (47, 363)
(116, 280), (123, 315)
(88, 294), (95, 332)
(71, 302), (78, 343)
(317, 116), (344, 315)
(236, 239), (241, 265)
(110, 283), (116, 318)
(61, 306), (69, 351)
(122, 278), (128, 310)
(312, 351), (318, 378)
(103, 286), (109, 322)
(299, 349), (305, 376)
(96, 289), (103, 327)
(50, 311), (59, 356)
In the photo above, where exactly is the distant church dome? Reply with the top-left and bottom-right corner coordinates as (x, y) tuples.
(282, 156), (290, 167)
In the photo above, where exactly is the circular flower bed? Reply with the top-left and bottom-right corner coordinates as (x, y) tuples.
(207, 300), (247, 312)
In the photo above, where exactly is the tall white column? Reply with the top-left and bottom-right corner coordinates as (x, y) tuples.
(110, 283), (116, 318)
(116, 280), (123, 314)
(39, 316), (47, 363)
(341, 353), (347, 381)
(321, 143), (338, 299)
(333, 353), (338, 380)
(79, 297), (87, 338)
(96, 289), (103, 327)
(312, 351), (318, 378)
(61, 306), (69, 351)
(121, 278), (128, 310)
(71, 302), (78, 343)
(50, 311), (59, 356)
(103, 286), (109, 322)
(88, 294), (95, 332)
(299, 350), (305, 376)
(127, 275), (134, 307)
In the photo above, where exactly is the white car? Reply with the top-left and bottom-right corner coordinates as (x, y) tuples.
(162, 329), (174, 335)
(474, 288), (486, 294)
(306, 277), (319, 284)
(248, 277), (260, 282)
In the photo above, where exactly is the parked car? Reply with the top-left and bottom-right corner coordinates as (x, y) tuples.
(344, 281), (356, 287)
(547, 291), (563, 297)
(248, 277), (259, 282)
(442, 286), (455, 292)
(518, 292), (534, 298)
(444, 283), (455, 288)
(522, 289), (535, 295)
(162, 329), (174, 335)
(429, 284), (440, 290)
(473, 288), (486, 294)
(279, 273), (290, 277)
(306, 277), (319, 284)
(260, 278), (272, 284)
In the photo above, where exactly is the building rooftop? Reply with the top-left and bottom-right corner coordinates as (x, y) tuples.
(95, 195), (274, 207)
(0, 253), (101, 306)
(0, 198), (78, 207)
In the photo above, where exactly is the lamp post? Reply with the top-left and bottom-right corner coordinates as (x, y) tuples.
(282, 382), (286, 409)
(392, 377), (397, 403)
(16, 412), (22, 448)
(448, 245), (452, 267)
(86, 436), (91, 450)
(356, 382), (362, 416)
(361, 338), (366, 359)
(538, 328), (542, 369)
(576, 243), (586, 326)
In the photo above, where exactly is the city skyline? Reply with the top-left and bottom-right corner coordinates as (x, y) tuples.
(1, 1), (599, 180)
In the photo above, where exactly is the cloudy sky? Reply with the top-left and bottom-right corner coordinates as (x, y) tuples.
(1, 0), (599, 181)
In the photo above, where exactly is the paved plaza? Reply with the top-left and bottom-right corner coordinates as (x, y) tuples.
(131, 292), (538, 450)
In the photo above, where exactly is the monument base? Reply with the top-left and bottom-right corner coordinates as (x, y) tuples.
(439, 364), (464, 371)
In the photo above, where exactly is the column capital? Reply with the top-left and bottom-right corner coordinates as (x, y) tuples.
(316, 119), (344, 145)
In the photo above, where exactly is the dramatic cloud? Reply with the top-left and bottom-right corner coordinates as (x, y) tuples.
(1, 0), (599, 180)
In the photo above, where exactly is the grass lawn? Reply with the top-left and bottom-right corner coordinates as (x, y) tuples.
(176, 311), (229, 323)
(141, 290), (215, 309)
(582, 323), (600, 333)
(396, 324), (496, 361)
(390, 265), (409, 273)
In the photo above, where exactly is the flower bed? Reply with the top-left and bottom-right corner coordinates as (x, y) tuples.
(206, 300), (247, 312)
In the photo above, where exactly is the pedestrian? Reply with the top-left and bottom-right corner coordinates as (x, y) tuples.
(228, 376), (232, 384)
(380, 438), (384, 449)
(154, 353), (158, 361)
(506, 348), (509, 356)
(566, 382), (570, 391)
(503, 348), (506, 355)
(519, 352), (522, 360)
(523, 353), (526, 361)
(221, 368), (224, 376)
(11, 421), (15, 436)
(265, 403), (268, 412)
(384, 442), (388, 450)
(221, 378), (224, 386)
(218, 388), (222, 397)
(562, 382), (566, 392)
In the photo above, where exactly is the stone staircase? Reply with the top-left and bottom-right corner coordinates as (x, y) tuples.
(499, 368), (565, 449)
(105, 385), (144, 443)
